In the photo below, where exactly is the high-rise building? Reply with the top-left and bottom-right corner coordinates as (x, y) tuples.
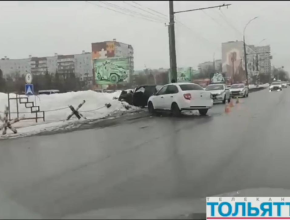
(221, 40), (270, 84)
(198, 61), (214, 72)
(198, 60), (222, 73)
(0, 52), (92, 82)
(255, 45), (271, 75)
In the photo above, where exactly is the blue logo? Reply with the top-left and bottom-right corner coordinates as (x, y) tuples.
(25, 84), (34, 96)
(207, 197), (290, 219)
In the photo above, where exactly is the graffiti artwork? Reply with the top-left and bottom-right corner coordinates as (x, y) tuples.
(92, 41), (115, 60)
(94, 58), (129, 85)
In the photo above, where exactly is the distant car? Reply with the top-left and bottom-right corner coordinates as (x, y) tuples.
(282, 82), (288, 88)
(147, 83), (213, 116)
(38, 90), (60, 95)
(269, 82), (283, 91)
(132, 85), (162, 107)
(205, 84), (231, 104)
(230, 84), (249, 98)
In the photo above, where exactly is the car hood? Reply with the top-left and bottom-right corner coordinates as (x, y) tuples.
(270, 84), (282, 87)
(230, 88), (244, 92)
(208, 90), (224, 95)
(61, 188), (290, 219)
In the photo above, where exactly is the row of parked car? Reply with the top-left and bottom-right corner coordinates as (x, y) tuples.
(269, 81), (289, 91)
(119, 82), (249, 116)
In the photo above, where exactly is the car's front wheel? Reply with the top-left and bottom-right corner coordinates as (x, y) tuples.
(199, 109), (208, 116)
(148, 102), (155, 115)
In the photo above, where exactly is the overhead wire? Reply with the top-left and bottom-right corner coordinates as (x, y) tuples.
(135, 2), (221, 52)
(202, 10), (230, 32)
(100, 1), (166, 23)
(217, 9), (243, 38)
(122, 1), (168, 22)
(132, 1), (168, 19)
(86, 1), (163, 24)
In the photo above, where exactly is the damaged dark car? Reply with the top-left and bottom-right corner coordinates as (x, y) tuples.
(132, 85), (162, 108)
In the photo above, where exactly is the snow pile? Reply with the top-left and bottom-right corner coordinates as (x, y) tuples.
(0, 90), (139, 138)
(249, 83), (269, 89)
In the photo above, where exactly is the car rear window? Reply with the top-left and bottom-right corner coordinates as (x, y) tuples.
(179, 84), (204, 91)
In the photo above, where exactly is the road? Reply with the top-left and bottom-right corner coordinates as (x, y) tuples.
(0, 88), (289, 218)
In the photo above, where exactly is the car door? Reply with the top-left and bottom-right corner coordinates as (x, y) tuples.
(163, 85), (179, 110)
(153, 85), (168, 109)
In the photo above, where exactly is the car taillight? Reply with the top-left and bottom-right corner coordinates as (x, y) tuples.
(183, 93), (191, 100)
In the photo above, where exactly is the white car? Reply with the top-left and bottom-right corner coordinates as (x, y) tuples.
(230, 83), (249, 98)
(205, 84), (231, 104)
(147, 83), (213, 116)
(282, 82), (288, 88)
(269, 82), (283, 91)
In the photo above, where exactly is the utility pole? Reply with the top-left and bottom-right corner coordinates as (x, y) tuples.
(243, 38), (249, 86)
(213, 52), (215, 73)
(169, 1), (177, 82)
(168, 2), (231, 83)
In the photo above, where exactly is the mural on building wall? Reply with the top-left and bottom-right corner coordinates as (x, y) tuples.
(93, 57), (129, 85)
(92, 41), (133, 85)
(92, 42), (116, 59)
(222, 48), (246, 84)
(222, 42), (260, 84)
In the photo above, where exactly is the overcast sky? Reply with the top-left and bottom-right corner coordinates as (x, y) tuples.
(0, 1), (289, 71)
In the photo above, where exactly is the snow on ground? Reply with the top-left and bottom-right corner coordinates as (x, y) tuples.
(249, 83), (269, 89)
(0, 90), (139, 139)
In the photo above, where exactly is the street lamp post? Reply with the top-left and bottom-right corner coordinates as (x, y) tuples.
(243, 16), (258, 86)
(258, 39), (266, 45)
(213, 52), (215, 72)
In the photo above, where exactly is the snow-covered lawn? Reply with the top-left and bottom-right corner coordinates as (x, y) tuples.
(0, 90), (139, 139)
(249, 83), (269, 89)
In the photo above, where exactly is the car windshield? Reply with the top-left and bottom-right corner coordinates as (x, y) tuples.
(272, 82), (281, 85)
(205, 85), (224, 91)
(231, 84), (245, 88)
(179, 84), (204, 91)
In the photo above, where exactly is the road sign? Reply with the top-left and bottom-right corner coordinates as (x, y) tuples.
(25, 73), (33, 84)
(25, 84), (34, 96)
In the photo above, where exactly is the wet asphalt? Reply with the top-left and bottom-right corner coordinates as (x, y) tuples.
(0, 88), (290, 218)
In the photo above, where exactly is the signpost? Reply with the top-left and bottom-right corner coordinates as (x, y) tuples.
(25, 84), (34, 96)
(25, 73), (33, 84)
(25, 73), (34, 96)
